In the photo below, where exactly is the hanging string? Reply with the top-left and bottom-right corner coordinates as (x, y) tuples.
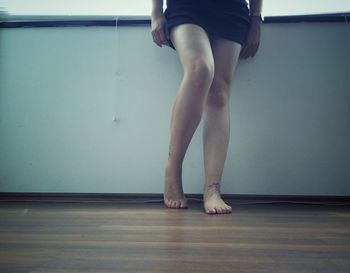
(113, 15), (121, 124)
(344, 13), (350, 79)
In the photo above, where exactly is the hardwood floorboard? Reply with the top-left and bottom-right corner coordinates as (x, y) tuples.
(0, 201), (349, 273)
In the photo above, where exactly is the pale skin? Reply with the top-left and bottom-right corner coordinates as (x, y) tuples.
(151, 0), (262, 214)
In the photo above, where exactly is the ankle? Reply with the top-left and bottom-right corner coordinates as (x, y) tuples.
(204, 181), (221, 197)
(204, 181), (220, 189)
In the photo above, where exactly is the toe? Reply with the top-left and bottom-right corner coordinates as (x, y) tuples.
(173, 201), (178, 208)
(206, 209), (213, 214)
(164, 198), (170, 208)
(166, 199), (188, 209)
(216, 207), (223, 214)
(180, 200), (187, 208)
(171, 201), (176, 209)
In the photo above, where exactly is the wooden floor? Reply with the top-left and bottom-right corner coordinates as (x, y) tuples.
(0, 200), (350, 273)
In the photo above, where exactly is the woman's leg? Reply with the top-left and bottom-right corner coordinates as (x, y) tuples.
(202, 37), (242, 214)
(164, 23), (215, 209)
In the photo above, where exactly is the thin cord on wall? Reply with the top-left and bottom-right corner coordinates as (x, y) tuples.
(113, 15), (121, 123)
(345, 13), (350, 81)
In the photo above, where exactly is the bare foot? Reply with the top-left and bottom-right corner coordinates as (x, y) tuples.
(203, 182), (232, 214)
(164, 163), (188, 209)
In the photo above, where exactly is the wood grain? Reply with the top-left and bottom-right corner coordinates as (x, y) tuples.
(0, 201), (349, 273)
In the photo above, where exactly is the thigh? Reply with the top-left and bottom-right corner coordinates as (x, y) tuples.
(169, 23), (214, 73)
(209, 36), (242, 87)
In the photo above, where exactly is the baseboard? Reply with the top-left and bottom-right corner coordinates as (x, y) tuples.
(0, 192), (349, 204)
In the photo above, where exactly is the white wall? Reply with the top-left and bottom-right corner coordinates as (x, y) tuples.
(0, 21), (349, 195)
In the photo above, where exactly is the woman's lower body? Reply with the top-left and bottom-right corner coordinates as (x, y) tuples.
(163, 0), (251, 214)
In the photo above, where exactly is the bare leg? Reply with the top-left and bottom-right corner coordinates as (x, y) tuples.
(164, 24), (215, 209)
(202, 37), (242, 214)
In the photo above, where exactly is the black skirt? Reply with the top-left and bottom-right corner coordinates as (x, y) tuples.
(164, 0), (251, 51)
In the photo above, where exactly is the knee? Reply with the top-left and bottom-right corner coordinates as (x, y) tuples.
(206, 77), (231, 108)
(184, 58), (215, 89)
